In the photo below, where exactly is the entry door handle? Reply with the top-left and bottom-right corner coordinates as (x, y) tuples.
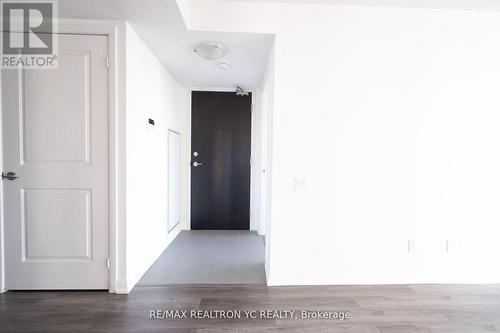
(1, 172), (18, 181)
(193, 162), (204, 167)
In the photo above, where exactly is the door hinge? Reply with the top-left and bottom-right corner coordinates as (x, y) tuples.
(249, 210), (252, 219)
(105, 57), (109, 69)
(106, 258), (110, 270)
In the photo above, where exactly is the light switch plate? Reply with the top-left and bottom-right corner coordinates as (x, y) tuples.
(293, 177), (305, 191)
(408, 239), (416, 253)
(446, 240), (458, 253)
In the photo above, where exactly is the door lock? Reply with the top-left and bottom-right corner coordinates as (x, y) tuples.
(1, 172), (18, 181)
(193, 162), (204, 167)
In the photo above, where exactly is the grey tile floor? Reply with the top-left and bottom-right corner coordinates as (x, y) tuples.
(137, 230), (266, 285)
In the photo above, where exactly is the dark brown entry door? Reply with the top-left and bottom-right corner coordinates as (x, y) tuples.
(191, 91), (252, 230)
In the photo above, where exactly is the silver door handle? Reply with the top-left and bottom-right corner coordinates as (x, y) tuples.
(193, 162), (204, 167)
(1, 172), (18, 181)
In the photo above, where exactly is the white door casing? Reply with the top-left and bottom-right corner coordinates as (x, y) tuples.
(2, 34), (109, 289)
(168, 130), (181, 232)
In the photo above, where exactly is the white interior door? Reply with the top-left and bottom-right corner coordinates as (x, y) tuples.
(2, 34), (109, 290)
(168, 130), (181, 232)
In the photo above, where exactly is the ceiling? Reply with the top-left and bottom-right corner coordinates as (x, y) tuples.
(53, 0), (500, 89)
(58, 0), (273, 89)
(222, 0), (500, 11)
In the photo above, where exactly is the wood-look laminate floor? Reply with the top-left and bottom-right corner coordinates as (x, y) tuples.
(1, 284), (499, 332)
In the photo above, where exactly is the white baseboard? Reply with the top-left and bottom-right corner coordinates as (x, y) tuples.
(115, 278), (129, 294)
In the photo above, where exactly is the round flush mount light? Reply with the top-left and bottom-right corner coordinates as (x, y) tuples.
(217, 62), (230, 70)
(194, 41), (226, 60)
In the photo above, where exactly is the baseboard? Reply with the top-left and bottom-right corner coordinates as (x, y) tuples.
(115, 278), (129, 294)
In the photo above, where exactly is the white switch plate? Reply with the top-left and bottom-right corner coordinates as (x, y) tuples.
(446, 240), (458, 253)
(293, 177), (305, 191)
(408, 239), (416, 253)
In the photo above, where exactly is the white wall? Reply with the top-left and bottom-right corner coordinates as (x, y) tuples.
(0, 70), (4, 292)
(125, 23), (188, 292)
(250, 91), (262, 232)
(262, 46), (275, 280)
(251, 44), (276, 280)
(251, 47), (274, 237)
(175, 0), (192, 28)
(187, 2), (500, 285)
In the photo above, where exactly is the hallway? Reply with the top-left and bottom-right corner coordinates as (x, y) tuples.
(138, 231), (266, 285)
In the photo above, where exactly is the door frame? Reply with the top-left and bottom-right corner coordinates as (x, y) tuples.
(184, 87), (263, 233)
(189, 90), (253, 231)
(0, 19), (127, 293)
(185, 88), (237, 231)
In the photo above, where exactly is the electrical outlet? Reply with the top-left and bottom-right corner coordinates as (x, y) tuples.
(408, 239), (416, 253)
(293, 177), (305, 192)
(446, 240), (458, 253)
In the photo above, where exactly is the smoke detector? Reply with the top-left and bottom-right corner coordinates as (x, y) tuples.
(217, 62), (230, 70)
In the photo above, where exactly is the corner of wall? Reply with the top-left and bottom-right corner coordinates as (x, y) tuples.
(126, 226), (182, 293)
(0, 69), (4, 293)
(111, 19), (128, 296)
(115, 278), (129, 294)
(175, 0), (192, 29)
(123, 26), (188, 292)
(181, 88), (192, 231)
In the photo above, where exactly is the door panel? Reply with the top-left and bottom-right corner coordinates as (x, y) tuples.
(22, 189), (92, 260)
(2, 34), (109, 289)
(191, 91), (251, 230)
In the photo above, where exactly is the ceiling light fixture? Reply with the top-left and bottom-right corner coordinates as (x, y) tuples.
(194, 41), (226, 61)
